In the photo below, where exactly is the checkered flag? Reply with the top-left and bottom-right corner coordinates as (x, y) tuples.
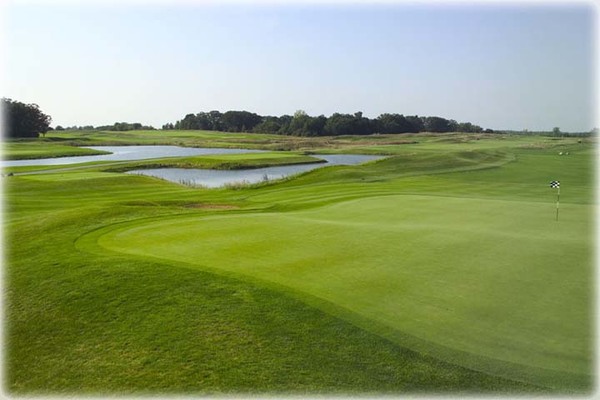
(550, 180), (560, 189)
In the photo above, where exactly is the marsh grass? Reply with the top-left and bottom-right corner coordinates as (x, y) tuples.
(104, 153), (325, 173)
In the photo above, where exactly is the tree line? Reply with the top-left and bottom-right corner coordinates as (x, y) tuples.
(162, 109), (491, 136)
(55, 122), (156, 131)
(0, 98), (490, 137)
(1, 97), (598, 138)
(2, 98), (158, 137)
(8, 96), (596, 138)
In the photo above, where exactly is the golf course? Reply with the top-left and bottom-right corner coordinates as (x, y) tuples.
(3, 130), (595, 395)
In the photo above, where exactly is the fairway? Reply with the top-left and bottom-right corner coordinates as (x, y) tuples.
(90, 193), (593, 389)
(4, 1), (596, 394)
(5, 131), (595, 394)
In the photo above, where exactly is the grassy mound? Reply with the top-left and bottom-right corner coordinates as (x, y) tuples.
(89, 194), (592, 390)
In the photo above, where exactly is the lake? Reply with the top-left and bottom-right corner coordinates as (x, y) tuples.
(4, 145), (383, 187)
(2, 145), (262, 167)
(127, 154), (383, 188)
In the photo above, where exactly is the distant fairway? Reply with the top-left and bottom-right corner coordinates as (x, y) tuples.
(6, 131), (594, 394)
(93, 193), (593, 389)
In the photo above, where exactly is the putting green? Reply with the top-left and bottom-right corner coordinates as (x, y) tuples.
(91, 194), (592, 389)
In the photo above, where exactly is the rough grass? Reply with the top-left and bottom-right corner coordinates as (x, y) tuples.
(3, 131), (594, 395)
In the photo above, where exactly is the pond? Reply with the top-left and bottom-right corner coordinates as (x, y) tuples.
(127, 154), (383, 188)
(4, 145), (383, 188)
(2, 145), (262, 167)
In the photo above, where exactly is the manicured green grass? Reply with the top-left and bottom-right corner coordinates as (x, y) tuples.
(3, 142), (109, 160)
(92, 194), (591, 390)
(3, 131), (595, 395)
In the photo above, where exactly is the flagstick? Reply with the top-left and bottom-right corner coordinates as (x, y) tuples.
(556, 186), (560, 221)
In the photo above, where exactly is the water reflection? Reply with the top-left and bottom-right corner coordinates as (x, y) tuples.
(127, 154), (383, 188)
(2, 145), (262, 167)
(4, 145), (383, 188)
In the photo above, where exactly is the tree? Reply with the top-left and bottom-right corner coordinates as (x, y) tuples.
(276, 114), (293, 134)
(456, 121), (483, 133)
(207, 110), (223, 131)
(164, 110), (487, 137)
(322, 112), (375, 136)
(324, 113), (356, 136)
(423, 116), (452, 132)
(287, 110), (326, 136)
(252, 118), (281, 134)
(221, 111), (262, 132)
(2, 98), (52, 138)
(178, 113), (200, 130)
(351, 111), (376, 135)
(376, 113), (415, 133)
(405, 115), (425, 132)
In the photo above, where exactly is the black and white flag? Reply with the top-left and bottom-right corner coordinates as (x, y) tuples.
(550, 180), (560, 189)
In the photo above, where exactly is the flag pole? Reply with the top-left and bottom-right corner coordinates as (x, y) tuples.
(550, 180), (560, 221)
(556, 186), (560, 221)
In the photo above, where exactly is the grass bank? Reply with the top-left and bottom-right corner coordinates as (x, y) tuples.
(104, 152), (325, 173)
(3, 142), (110, 160)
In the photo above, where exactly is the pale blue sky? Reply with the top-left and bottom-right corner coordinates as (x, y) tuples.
(2, 1), (597, 131)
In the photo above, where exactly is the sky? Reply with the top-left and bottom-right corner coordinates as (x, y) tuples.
(1, 1), (598, 132)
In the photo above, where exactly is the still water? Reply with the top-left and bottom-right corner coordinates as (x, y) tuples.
(4, 145), (382, 188)
(127, 154), (383, 188)
(2, 145), (262, 167)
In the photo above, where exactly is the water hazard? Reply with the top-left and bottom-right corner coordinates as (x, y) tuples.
(127, 154), (383, 188)
(2, 145), (262, 167)
(4, 145), (383, 187)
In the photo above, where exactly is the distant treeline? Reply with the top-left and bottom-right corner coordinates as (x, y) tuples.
(50, 112), (599, 137)
(502, 128), (598, 137)
(161, 110), (491, 136)
(55, 122), (156, 131)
